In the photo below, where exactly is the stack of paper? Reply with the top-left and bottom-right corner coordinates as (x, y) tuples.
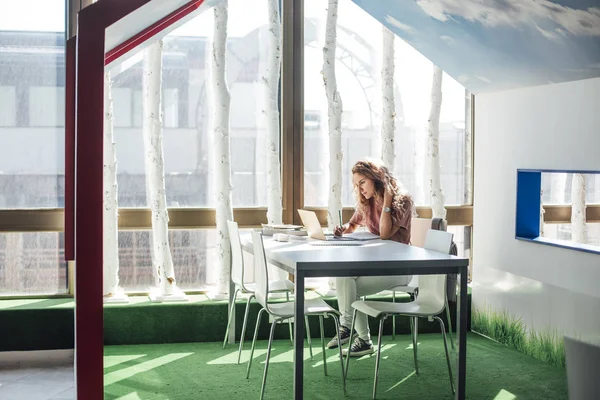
(261, 223), (307, 236)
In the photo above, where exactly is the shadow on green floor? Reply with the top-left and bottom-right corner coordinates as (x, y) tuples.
(103, 332), (567, 400)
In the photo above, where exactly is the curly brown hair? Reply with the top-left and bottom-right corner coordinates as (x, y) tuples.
(351, 159), (414, 219)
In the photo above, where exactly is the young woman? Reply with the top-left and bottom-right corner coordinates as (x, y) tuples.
(328, 159), (415, 356)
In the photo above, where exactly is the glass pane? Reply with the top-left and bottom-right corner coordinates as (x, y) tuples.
(541, 172), (600, 205)
(0, 2), (66, 209)
(0, 232), (67, 296)
(543, 223), (600, 248)
(111, 0), (274, 208)
(303, 0), (468, 207)
(0, 86), (17, 126)
(118, 229), (217, 292)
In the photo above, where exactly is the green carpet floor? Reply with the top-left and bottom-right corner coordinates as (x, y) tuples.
(103, 332), (567, 400)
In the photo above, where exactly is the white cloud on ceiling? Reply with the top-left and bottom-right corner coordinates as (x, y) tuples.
(440, 35), (455, 45)
(457, 74), (470, 84)
(415, 0), (600, 36)
(476, 75), (492, 83)
(385, 15), (415, 34)
(536, 25), (560, 41)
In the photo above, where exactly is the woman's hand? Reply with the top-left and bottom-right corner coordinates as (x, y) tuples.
(334, 225), (344, 237)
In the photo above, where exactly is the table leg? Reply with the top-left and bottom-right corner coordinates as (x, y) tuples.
(293, 271), (305, 399)
(455, 268), (468, 399)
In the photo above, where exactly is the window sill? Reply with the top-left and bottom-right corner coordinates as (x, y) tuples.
(516, 236), (600, 255)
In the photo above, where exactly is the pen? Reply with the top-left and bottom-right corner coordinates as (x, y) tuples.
(338, 210), (343, 230)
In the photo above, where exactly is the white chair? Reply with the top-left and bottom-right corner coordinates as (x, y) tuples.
(223, 220), (296, 364)
(345, 229), (455, 399)
(389, 218), (455, 348)
(246, 231), (346, 400)
(388, 218), (429, 339)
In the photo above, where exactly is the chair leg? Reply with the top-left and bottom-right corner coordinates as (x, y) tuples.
(260, 319), (278, 400)
(445, 295), (455, 350)
(392, 291), (396, 341)
(372, 316), (386, 400)
(246, 308), (266, 379)
(305, 315), (313, 360)
(222, 288), (240, 348)
(434, 316), (455, 395)
(286, 292), (294, 346)
(344, 308), (358, 379)
(331, 314), (347, 395)
(237, 294), (255, 364)
(411, 316), (419, 375)
(319, 315), (327, 376)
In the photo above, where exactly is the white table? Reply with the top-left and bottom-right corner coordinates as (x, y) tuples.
(240, 234), (469, 399)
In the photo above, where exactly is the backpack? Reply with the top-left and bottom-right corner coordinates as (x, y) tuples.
(431, 218), (458, 302)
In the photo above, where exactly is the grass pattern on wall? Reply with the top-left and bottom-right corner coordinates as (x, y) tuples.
(472, 306), (565, 369)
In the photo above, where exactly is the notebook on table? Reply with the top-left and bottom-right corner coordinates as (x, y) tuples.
(297, 209), (375, 246)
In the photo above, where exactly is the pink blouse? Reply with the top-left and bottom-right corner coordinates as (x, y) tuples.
(348, 197), (412, 244)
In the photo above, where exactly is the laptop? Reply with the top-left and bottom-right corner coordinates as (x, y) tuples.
(297, 209), (364, 246)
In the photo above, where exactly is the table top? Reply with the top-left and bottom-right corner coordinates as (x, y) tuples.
(240, 233), (469, 278)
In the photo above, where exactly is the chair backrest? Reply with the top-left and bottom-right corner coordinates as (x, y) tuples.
(424, 229), (454, 253)
(411, 218), (433, 247)
(417, 229), (454, 313)
(251, 230), (271, 311)
(227, 220), (247, 290)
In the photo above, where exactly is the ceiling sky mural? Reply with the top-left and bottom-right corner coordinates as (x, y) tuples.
(352, 0), (600, 93)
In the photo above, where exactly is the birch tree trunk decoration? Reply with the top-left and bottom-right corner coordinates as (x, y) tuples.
(539, 192), (546, 236)
(381, 26), (395, 169)
(265, 0), (283, 225)
(213, 1), (234, 296)
(428, 65), (446, 219)
(103, 71), (121, 298)
(323, 0), (343, 229)
(143, 40), (178, 297)
(571, 173), (587, 243)
(414, 126), (426, 207)
(463, 89), (473, 205)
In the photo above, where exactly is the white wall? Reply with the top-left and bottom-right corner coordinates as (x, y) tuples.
(473, 77), (600, 337)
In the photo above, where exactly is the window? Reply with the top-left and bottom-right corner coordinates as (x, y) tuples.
(303, 0), (469, 208)
(29, 86), (65, 127)
(0, 26), (65, 210)
(163, 88), (179, 128)
(542, 172), (600, 204)
(0, 86), (16, 126)
(105, 0), (276, 291)
(517, 170), (600, 254)
(113, 87), (133, 127)
(0, 0), (66, 295)
(117, 229), (215, 292)
(110, 0), (274, 212)
(0, 232), (67, 295)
